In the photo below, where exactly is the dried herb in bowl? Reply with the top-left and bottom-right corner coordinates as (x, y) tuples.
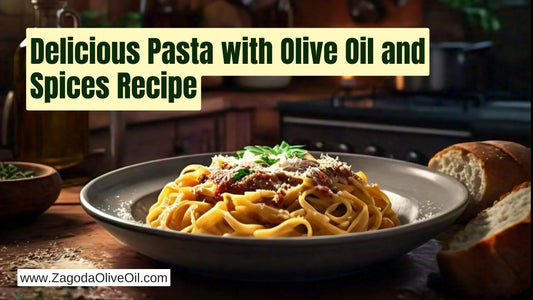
(0, 163), (35, 180)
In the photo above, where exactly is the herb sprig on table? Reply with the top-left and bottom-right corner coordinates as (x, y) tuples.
(236, 141), (307, 165)
(0, 163), (35, 180)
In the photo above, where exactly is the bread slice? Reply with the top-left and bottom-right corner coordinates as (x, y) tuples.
(437, 182), (531, 299)
(428, 141), (530, 221)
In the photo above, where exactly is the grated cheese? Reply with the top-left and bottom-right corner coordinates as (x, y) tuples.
(207, 151), (355, 203)
(209, 151), (351, 179)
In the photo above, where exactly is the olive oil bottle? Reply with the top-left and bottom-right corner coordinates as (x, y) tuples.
(13, 0), (88, 170)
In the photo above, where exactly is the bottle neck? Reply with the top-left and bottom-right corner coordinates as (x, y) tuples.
(34, 5), (63, 28)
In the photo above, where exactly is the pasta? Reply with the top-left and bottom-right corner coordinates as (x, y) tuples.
(146, 143), (400, 237)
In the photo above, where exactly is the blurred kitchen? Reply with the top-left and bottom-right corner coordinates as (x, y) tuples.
(0, 0), (530, 178)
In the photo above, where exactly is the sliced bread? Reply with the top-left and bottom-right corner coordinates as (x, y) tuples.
(437, 182), (531, 299)
(428, 141), (530, 221)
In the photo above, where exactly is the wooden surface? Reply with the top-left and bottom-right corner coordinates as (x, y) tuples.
(0, 187), (527, 300)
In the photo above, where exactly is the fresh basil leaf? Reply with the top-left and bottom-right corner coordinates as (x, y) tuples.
(234, 142), (308, 161)
(256, 156), (280, 165)
(232, 168), (254, 180)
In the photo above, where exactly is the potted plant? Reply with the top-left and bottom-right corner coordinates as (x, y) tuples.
(439, 0), (501, 39)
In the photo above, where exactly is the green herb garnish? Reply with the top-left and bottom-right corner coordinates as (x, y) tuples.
(232, 168), (254, 180)
(257, 156), (280, 165)
(236, 141), (307, 165)
(0, 163), (35, 180)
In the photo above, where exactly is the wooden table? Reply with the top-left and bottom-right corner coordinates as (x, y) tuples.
(0, 186), (523, 300)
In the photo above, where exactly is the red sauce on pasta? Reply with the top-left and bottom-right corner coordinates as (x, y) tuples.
(210, 170), (303, 202)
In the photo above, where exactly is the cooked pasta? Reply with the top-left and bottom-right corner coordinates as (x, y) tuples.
(146, 143), (400, 237)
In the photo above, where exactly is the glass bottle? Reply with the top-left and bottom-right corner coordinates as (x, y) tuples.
(13, 0), (88, 170)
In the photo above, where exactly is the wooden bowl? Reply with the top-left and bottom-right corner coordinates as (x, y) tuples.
(0, 162), (61, 225)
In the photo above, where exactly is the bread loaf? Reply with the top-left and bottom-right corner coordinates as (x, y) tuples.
(437, 182), (531, 299)
(428, 141), (530, 221)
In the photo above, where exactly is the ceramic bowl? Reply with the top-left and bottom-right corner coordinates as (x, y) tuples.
(0, 161), (61, 224)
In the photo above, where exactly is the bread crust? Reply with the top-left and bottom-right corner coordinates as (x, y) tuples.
(481, 141), (531, 178)
(493, 217), (531, 287)
(494, 182), (531, 286)
(428, 141), (531, 221)
(438, 237), (522, 299)
(437, 182), (531, 299)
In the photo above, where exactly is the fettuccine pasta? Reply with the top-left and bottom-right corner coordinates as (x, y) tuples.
(146, 143), (400, 237)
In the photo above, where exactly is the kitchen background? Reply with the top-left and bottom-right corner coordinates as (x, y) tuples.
(0, 0), (530, 178)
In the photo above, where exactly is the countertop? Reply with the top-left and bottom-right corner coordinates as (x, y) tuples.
(1, 186), (531, 300)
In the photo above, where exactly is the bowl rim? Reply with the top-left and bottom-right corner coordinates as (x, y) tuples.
(0, 161), (58, 182)
(80, 152), (469, 245)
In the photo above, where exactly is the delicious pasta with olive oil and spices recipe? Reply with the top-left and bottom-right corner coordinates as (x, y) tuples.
(146, 142), (400, 237)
